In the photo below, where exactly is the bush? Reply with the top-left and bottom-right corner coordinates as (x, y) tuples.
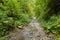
(35, 0), (60, 35)
(0, 0), (32, 36)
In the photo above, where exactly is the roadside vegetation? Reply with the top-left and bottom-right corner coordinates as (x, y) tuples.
(0, 0), (60, 40)
(35, 0), (60, 40)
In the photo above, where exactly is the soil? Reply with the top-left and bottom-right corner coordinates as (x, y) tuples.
(5, 18), (56, 40)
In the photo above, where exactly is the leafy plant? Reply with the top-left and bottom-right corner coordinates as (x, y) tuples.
(35, 0), (60, 36)
(0, 0), (32, 37)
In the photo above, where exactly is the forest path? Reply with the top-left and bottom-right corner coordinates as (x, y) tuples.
(23, 17), (48, 40)
(6, 17), (55, 40)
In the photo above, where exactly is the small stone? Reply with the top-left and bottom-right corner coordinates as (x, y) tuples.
(29, 36), (33, 38)
(18, 26), (23, 29)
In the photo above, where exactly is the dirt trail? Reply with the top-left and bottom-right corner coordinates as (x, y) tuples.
(25, 18), (48, 40)
(6, 18), (55, 40)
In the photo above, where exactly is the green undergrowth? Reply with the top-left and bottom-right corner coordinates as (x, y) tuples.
(0, 37), (6, 40)
(0, 0), (32, 37)
(35, 0), (60, 40)
(0, 0), (60, 40)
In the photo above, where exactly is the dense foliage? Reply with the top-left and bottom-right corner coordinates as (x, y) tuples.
(35, 0), (60, 39)
(0, 0), (60, 40)
(0, 0), (32, 36)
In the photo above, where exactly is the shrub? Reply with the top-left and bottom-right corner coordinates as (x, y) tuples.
(35, 0), (60, 35)
(0, 0), (32, 36)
